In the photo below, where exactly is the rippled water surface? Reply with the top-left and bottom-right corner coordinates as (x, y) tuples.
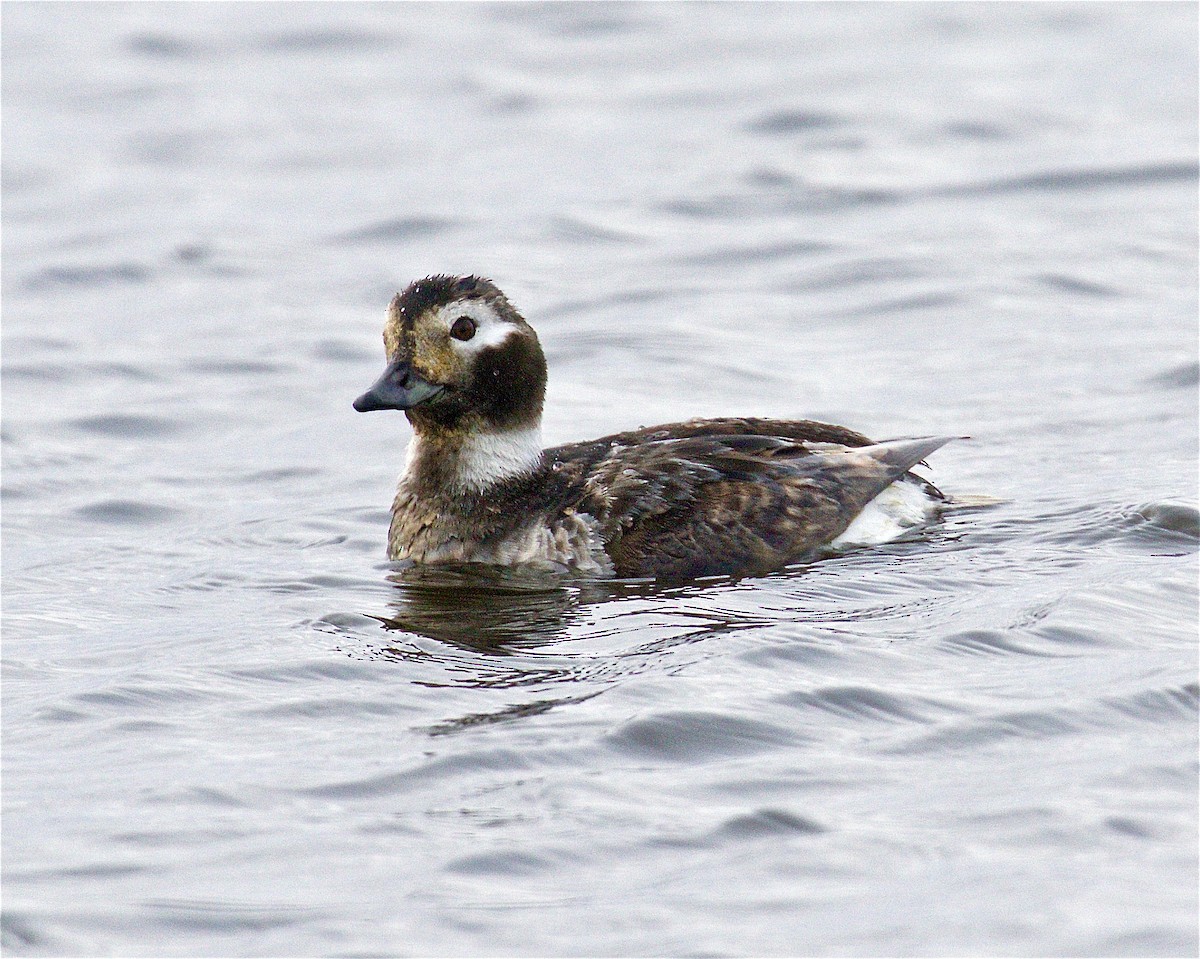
(3, 4), (1198, 956)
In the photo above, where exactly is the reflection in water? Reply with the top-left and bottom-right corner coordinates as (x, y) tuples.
(372, 563), (595, 653)
(422, 691), (605, 736)
(367, 562), (775, 665)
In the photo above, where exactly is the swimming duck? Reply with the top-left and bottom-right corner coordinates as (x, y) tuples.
(353, 274), (955, 580)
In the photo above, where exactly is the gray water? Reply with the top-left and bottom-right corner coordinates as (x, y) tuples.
(3, 3), (1198, 956)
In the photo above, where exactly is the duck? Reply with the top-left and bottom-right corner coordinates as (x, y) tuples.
(353, 274), (957, 580)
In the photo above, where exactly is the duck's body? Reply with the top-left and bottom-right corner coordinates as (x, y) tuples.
(354, 275), (955, 580)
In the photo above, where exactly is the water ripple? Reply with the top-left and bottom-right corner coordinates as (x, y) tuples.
(70, 413), (183, 438)
(73, 499), (181, 526)
(715, 808), (827, 838)
(744, 108), (844, 135)
(938, 160), (1198, 197)
(329, 216), (457, 245)
(23, 262), (152, 290)
(606, 711), (799, 762)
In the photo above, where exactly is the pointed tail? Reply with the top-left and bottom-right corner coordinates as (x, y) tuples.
(857, 435), (965, 477)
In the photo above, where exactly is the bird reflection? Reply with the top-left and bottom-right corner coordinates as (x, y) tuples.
(371, 562), (610, 654)
(369, 562), (755, 657)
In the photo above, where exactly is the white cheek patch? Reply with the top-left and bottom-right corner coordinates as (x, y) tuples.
(433, 300), (520, 353)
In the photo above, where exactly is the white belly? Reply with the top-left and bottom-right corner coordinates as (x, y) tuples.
(830, 479), (941, 549)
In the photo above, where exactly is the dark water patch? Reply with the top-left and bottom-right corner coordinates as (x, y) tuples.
(840, 291), (961, 317)
(1144, 360), (1199, 390)
(606, 711), (797, 762)
(143, 899), (318, 933)
(1101, 683), (1199, 724)
(889, 708), (1081, 754)
(678, 239), (830, 266)
(426, 692), (602, 737)
(745, 108), (843, 135)
(1035, 272), (1122, 298)
(129, 131), (203, 166)
(800, 185), (902, 210)
(254, 28), (398, 53)
(24, 262), (152, 290)
(33, 707), (90, 724)
(777, 685), (957, 724)
(742, 166), (797, 188)
(446, 851), (557, 877)
(221, 658), (388, 685)
(1083, 927), (1200, 958)
(4, 334), (74, 353)
(84, 361), (164, 383)
(13, 862), (147, 882)
(363, 641), (576, 689)
(716, 808), (826, 839)
(253, 580), (322, 595)
(941, 120), (1012, 141)
(73, 499), (180, 526)
(330, 216), (454, 245)
(357, 818), (422, 837)
(550, 214), (647, 246)
(785, 256), (918, 293)
(127, 32), (205, 60)
(145, 787), (250, 809)
(1, 362), (72, 382)
(537, 6), (643, 38)
(738, 638), (846, 669)
(1133, 501), (1200, 539)
(310, 611), (385, 636)
(111, 719), (175, 734)
(937, 629), (1064, 658)
(3, 359), (165, 387)
(2, 162), (56, 195)
(185, 358), (287, 375)
(660, 184), (903, 221)
(939, 161), (1198, 198)
(0, 912), (47, 951)
(174, 243), (212, 264)
(236, 466), (324, 484)
(1103, 816), (1159, 839)
(70, 682), (213, 712)
(242, 696), (413, 720)
(295, 749), (533, 799)
(114, 827), (246, 849)
(71, 413), (182, 438)
(897, 685), (1198, 756)
(1029, 622), (1115, 649)
(546, 286), (677, 319)
(487, 92), (539, 115)
(1018, 501), (1198, 552)
(313, 338), (375, 362)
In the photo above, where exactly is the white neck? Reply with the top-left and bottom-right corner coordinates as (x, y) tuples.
(404, 425), (544, 492)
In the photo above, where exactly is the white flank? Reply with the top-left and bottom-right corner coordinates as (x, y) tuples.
(830, 478), (940, 549)
(453, 426), (545, 491)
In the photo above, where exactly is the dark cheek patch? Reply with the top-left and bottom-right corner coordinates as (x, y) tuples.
(473, 338), (546, 429)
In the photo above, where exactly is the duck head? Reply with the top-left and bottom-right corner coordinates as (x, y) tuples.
(353, 275), (547, 435)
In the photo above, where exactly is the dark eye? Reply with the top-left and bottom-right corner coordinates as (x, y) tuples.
(450, 316), (476, 341)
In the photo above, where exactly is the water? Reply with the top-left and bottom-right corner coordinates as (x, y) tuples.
(3, 3), (1197, 955)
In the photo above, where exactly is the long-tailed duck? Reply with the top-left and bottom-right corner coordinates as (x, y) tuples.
(353, 275), (957, 580)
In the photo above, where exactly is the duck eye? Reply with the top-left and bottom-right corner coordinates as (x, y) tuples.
(450, 316), (477, 342)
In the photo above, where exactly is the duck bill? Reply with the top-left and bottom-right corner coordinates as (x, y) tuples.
(352, 359), (445, 412)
